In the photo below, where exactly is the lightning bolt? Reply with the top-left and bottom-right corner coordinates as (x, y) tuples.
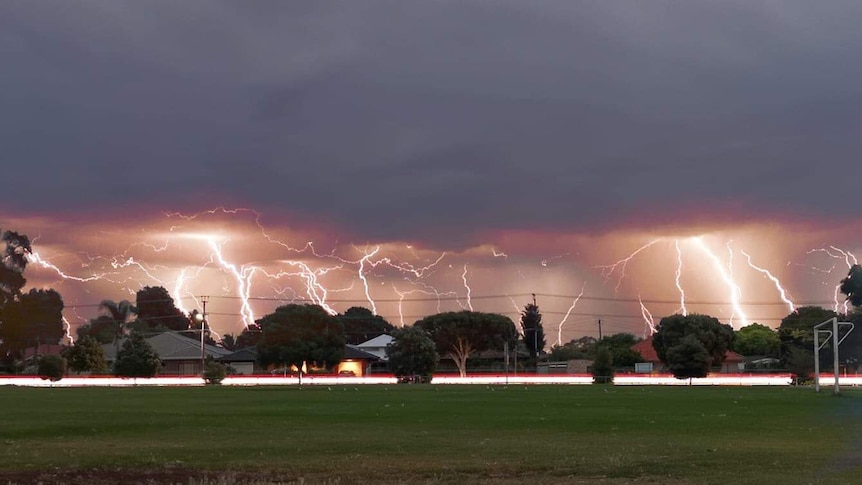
(692, 237), (749, 328)
(556, 282), (587, 346)
(638, 295), (657, 336)
(740, 250), (795, 313)
(357, 246), (381, 315)
(461, 264), (473, 311)
(807, 246), (857, 313)
(674, 240), (687, 316)
(206, 238), (256, 327)
(596, 240), (661, 293)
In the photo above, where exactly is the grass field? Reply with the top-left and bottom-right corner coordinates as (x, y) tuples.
(1, 385), (860, 484)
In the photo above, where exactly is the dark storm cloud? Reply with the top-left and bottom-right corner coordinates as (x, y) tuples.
(2, 1), (861, 245)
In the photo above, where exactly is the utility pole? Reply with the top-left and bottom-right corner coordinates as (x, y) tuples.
(597, 318), (603, 340)
(200, 296), (209, 375)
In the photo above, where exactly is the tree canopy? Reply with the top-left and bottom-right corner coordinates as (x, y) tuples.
(386, 325), (439, 383)
(113, 331), (161, 378)
(135, 286), (190, 332)
(652, 313), (734, 379)
(666, 334), (711, 380)
(596, 333), (643, 367)
(338, 306), (396, 345)
(256, 304), (345, 372)
(415, 311), (517, 377)
(77, 300), (136, 344)
(520, 302), (545, 362)
(840, 264), (862, 307)
(0, 288), (65, 353)
(63, 335), (108, 374)
(0, 230), (31, 305)
(733, 323), (780, 357)
(0, 230), (67, 370)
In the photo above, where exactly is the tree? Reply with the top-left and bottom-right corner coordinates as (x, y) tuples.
(113, 331), (161, 378)
(235, 325), (263, 349)
(256, 304), (345, 372)
(520, 302), (545, 363)
(840, 264), (862, 307)
(733, 323), (780, 357)
(652, 313), (734, 377)
(785, 346), (815, 385)
(0, 230), (32, 306)
(0, 288), (65, 352)
(38, 354), (66, 382)
(63, 335), (108, 374)
(666, 334), (711, 379)
(386, 325), (439, 383)
(597, 333), (643, 367)
(415, 311), (517, 377)
(777, 306), (838, 368)
(221, 333), (238, 351)
(547, 336), (598, 361)
(591, 346), (613, 384)
(338, 307), (396, 345)
(76, 315), (120, 344)
(135, 286), (190, 332)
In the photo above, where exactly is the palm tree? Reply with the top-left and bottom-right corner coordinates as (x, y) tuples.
(99, 300), (137, 349)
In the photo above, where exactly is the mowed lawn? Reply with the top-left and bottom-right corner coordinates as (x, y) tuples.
(1, 385), (860, 484)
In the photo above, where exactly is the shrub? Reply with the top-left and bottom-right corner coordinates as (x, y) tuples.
(204, 361), (227, 385)
(38, 354), (67, 382)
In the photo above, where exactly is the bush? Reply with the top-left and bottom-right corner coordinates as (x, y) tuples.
(38, 354), (67, 382)
(203, 361), (227, 385)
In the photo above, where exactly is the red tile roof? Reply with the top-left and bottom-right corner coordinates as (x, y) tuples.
(632, 337), (745, 363)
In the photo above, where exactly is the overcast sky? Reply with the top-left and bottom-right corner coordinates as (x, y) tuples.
(4, 1), (862, 339)
(3, 0), (862, 246)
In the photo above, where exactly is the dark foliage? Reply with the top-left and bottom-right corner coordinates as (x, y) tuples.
(37, 354), (66, 381)
(520, 303), (545, 362)
(63, 335), (108, 374)
(113, 331), (161, 378)
(135, 286), (190, 332)
(256, 304), (345, 372)
(840, 264), (862, 307)
(666, 334), (711, 379)
(591, 346), (614, 384)
(338, 307), (396, 345)
(386, 325), (439, 382)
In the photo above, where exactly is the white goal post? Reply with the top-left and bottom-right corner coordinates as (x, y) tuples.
(813, 317), (855, 394)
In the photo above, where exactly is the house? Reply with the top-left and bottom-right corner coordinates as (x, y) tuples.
(355, 334), (393, 361)
(231, 344), (381, 377)
(217, 347), (261, 375)
(336, 345), (382, 376)
(103, 332), (232, 375)
(631, 337), (746, 374)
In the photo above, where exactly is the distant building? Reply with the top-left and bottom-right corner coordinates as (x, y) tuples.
(355, 334), (393, 361)
(103, 332), (232, 375)
(631, 336), (745, 374)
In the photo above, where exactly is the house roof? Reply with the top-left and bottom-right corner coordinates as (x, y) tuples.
(23, 344), (63, 360)
(356, 334), (393, 348)
(218, 347), (258, 363)
(632, 336), (746, 363)
(103, 332), (232, 361)
(344, 344), (381, 360)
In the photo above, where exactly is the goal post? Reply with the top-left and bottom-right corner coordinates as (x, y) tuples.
(813, 317), (855, 395)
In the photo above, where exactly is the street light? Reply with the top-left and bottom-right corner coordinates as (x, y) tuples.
(195, 296), (209, 375)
